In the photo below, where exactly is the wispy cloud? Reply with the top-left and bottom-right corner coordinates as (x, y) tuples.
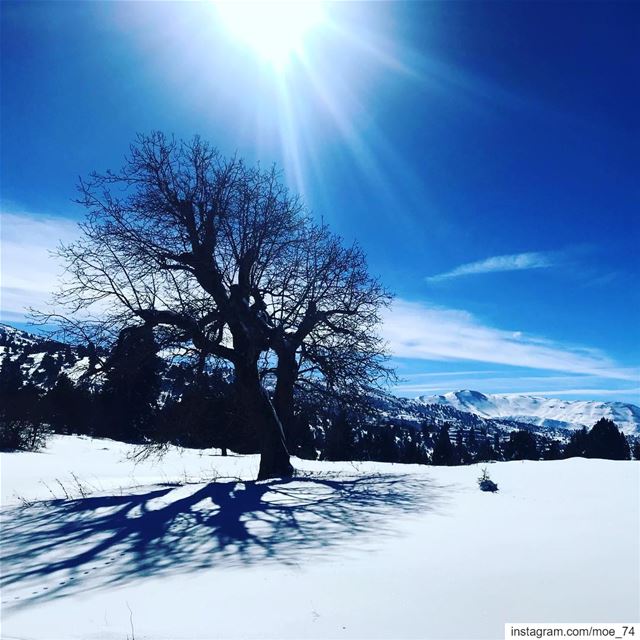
(426, 251), (555, 282)
(393, 373), (640, 401)
(382, 299), (636, 381)
(501, 388), (640, 398)
(1, 210), (80, 320)
(400, 370), (502, 379)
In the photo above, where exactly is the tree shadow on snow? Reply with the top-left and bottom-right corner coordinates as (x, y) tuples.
(1, 471), (450, 609)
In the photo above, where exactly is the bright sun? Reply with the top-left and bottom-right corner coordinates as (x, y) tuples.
(215, 1), (325, 67)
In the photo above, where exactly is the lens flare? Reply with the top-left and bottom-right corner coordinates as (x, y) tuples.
(215, 1), (325, 67)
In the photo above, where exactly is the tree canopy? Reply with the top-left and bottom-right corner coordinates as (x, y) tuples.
(43, 133), (393, 478)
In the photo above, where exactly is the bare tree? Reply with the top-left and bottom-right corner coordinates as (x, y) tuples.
(266, 221), (393, 441)
(44, 133), (392, 479)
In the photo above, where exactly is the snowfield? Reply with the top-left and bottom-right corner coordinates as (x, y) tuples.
(1, 436), (638, 640)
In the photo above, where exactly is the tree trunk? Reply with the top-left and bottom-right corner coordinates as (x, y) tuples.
(273, 352), (297, 443)
(234, 356), (293, 481)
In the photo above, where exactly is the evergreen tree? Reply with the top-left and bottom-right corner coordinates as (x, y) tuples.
(455, 429), (470, 464)
(420, 422), (435, 449)
(288, 414), (317, 460)
(0, 358), (23, 395)
(0, 359), (48, 450)
(401, 435), (421, 464)
(323, 409), (357, 461)
(157, 371), (234, 452)
(467, 427), (478, 457)
(542, 439), (563, 460)
(564, 426), (588, 458)
(492, 432), (504, 461)
(432, 424), (455, 465)
(38, 353), (59, 382)
(398, 428), (426, 464)
(504, 429), (539, 461)
(476, 436), (496, 462)
(61, 345), (74, 365)
(584, 418), (630, 460)
(97, 325), (162, 442)
(43, 374), (92, 435)
(632, 440), (640, 461)
(0, 359), (25, 449)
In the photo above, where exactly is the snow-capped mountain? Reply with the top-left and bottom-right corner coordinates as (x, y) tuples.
(416, 390), (640, 435)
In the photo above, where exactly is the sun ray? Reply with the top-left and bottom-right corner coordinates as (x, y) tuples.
(214, 1), (325, 68)
(210, 0), (439, 231)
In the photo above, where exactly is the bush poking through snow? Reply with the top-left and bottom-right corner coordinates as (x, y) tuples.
(478, 467), (498, 492)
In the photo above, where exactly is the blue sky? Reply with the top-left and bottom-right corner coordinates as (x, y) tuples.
(1, 1), (638, 403)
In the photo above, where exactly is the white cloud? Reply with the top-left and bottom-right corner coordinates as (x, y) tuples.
(2, 214), (635, 389)
(501, 388), (640, 397)
(1, 211), (80, 320)
(426, 251), (554, 282)
(382, 299), (636, 381)
(393, 374), (639, 398)
(400, 370), (502, 379)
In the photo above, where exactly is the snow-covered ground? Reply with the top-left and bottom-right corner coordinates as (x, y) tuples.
(1, 436), (638, 640)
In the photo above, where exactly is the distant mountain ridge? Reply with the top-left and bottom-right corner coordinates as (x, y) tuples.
(416, 389), (640, 435)
(2, 324), (638, 437)
(373, 392), (562, 439)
